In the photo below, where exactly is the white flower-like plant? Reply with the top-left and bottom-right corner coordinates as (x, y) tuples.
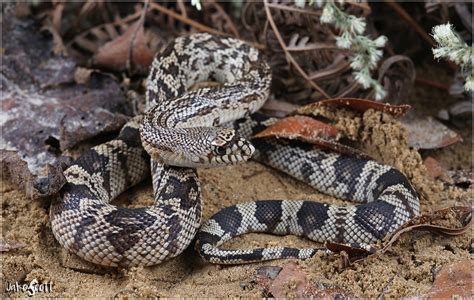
(432, 23), (474, 92)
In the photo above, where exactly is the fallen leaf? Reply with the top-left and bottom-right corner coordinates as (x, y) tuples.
(0, 240), (27, 252)
(253, 116), (372, 160)
(94, 18), (154, 74)
(382, 206), (472, 253)
(423, 259), (472, 298)
(254, 116), (340, 141)
(297, 97), (411, 118)
(257, 266), (282, 281)
(401, 115), (462, 149)
(307, 284), (354, 299)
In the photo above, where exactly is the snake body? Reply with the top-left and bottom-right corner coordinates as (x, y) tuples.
(50, 33), (420, 267)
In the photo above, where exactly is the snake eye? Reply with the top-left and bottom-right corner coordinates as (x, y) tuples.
(215, 146), (226, 155)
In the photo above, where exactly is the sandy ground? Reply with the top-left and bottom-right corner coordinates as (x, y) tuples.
(1, 80), (472, 297)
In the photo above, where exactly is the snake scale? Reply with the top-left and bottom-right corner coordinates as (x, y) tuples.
(50, 33), (420, 267)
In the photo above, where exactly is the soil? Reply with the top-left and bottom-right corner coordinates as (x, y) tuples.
(1, 67), (472, 298)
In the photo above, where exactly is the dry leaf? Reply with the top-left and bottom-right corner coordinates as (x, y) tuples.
(382, 206), (472, 253)
(254, 116), (340, 141)
(94, 19), (153, 73)
(255, 266), (283, 293)
(267, 263), (354, 298)
(253, 115), (371, 160)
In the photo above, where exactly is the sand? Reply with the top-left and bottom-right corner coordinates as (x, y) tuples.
(1, 86), (472, 297)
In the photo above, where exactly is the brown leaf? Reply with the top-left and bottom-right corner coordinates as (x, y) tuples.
(423, 259), (472, 298)
(382, 206), (472, 252)
(253, 116), (371, 160)
(306, 284), (354, 299)
(401, 115), (462, 149)
(94, 19), (154, 73)
(297, 98), (411, 118)
(0, 240), (27, 252)
(254, 116), (340, 141)
(203, 1), (240, 38)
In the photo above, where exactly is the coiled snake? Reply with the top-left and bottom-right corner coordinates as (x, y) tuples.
(50, 33), (420, 267)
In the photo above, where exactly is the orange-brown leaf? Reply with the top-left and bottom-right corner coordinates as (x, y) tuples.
(254, 116), (371, 160)
(254, 115), (339, 141)
(93, 19), (153, 73)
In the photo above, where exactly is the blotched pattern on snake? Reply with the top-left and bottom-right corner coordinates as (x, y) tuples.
(50, 33), (420, 267)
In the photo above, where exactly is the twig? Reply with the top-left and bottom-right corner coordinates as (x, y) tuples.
(384, 1), (457, 72)
(149, 2), (223, 36)
(68, 10), (143, 49)
(309, 59), (351, 81)
(177, 0), (188, 18)
(384, 1), (434, 47)
(286, 42), (339, 52)
(335, 80), (360, 98)
(209, 0), (240, 38)
(415, 77), (450, 91)
(263, 0), (330, 98)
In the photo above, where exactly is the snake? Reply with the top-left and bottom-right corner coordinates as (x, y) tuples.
(50, 33), (420, 267)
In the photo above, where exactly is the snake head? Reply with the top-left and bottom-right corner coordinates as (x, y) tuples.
(140, 122), (255, 168)
(207, 128), (255, 166)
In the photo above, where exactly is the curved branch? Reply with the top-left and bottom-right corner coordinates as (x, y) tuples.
(263, 0), (330, 98)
